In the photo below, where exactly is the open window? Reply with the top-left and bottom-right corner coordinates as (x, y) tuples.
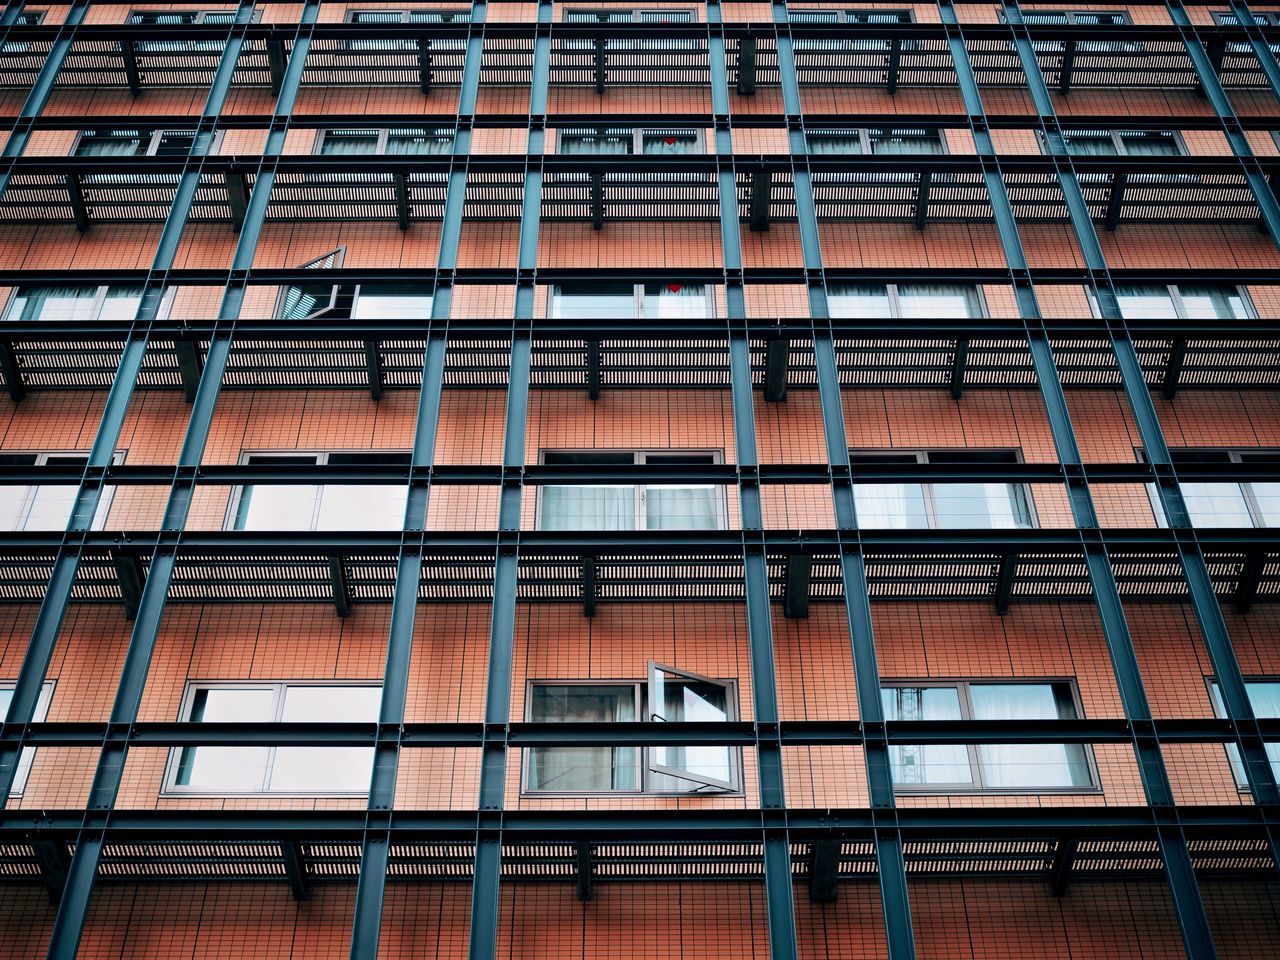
(0, 681), (54, 796)
(525, 662), (740, 795)
(647, 662), (737, 790)
(276, 249), (352, 320)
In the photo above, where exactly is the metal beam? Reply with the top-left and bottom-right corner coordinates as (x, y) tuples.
(417, 36), (432, 94)
(914, 171), (931, 231)
(585, 339), (601, 400)
(750, 169), (772, 232)
(994, 552), (1018, 615)
(174, 338), (202, 403)
(1059, 39), (1076, 95)
(329, 556), (351, 618)
(1163, 338), (1189, 401)
(594, 36), (606, 93)
(575, 842), (593, 900)
(267, 36), (287, 95)
(364, 340), (384, 402)
(0, 340), (24, 401)
(281, 840), (310, 901)
(887, 37), (902, 94)
(809, 839), (840, 902)
(580, 555), (597, 617)
(111, 551), (145, 621)
(66, 175), (88, 233)
(225, 171), (248, 233)
(393, 173), (411, 231)
(590, 171), (604, 230)
(950, 338), (968, 400)
(764, 337), (789, 402)
(1105, 173), (1127, 232)
(33, 839), (70, 902)
(120, 40), (141, 96)
(1050, 837), (1077, 897)
(737, 33), (757, 94)
(1234, 550), (1265, 614)
(783, 552), (812, 619)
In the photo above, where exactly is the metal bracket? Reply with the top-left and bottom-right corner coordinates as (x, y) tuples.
(329, 556), (352, 618)
(914, 171), (931, 232)
(120, 40), (141, 96)
(809, 839), (840, 902)
(67, 174), (89, 233)
(575, 841), (594, 900)
(364, 339), (384, 401)
(750, 169), (772, 233)
(111, 550), (146, 621)
(585, 338), (601, 400)
(950, 338), (968, 400)
(281, 840), (310, 901)
(1105, 172), (1127, 232)
(580, 555), (597, 617)
(394, 172), (411, 231)
(590, 172), (604, 230)
(1162, 338), (1188, 400)
(784, 552), (812, 619)
(417, 37), (433, 94)
(737, 34), (757, 94)
(0, 340), (24, 402)
(1059, 39), (1076, 96)
(174, 338), (203, 403)
(994, 552), (1018, 615)
(225, 171), (248, 234)
(764, 337), (790, 402)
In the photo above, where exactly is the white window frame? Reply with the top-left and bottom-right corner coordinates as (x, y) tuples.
(535, 448), (728, 531)
(882, 678), (1100, 794)
(1053, 128), (1186, 157)
(226, 450), (411, 532)
(312, 127), (456, 156)
(1092, 283), (1257, 320)
(848, 448), (1037, 530)
(556, 126), (704, 155)
(0, 680), (55, 797)
(163, 680), (382, 797)
(827, 283), (986, 319)
(72, 128), (219, 158)
(522, 665), (741, 797)
(805, 126), (946, 156)
(547, 283), (717, 319)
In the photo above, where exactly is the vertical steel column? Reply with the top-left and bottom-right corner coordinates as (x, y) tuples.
(348, 5), (485, 955)
(775, 3), (914, 955)
(708, 0), (745, 318)
(42, 7), (319, 955)
(468, 8), (545, 959)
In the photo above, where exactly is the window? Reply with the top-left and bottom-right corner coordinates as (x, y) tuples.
(127, 9), (248, 52)
(1099, 284), (1255, 320)
(0, 681), (54, 796)
(73, 128), (204, 158)
(4, 285), (146, 322)
(1208, 678), (1280, 787)
(346, 9), (468, 50)
(882, 680), (1096, 792)
(1147, 449), (1280, 528)
(562, 8), (696, 49)
(167, 682), (381, 795)
(525, 663), (739, 794)
(1215, 10), (1280, 55)
(1057, 129), (1183, 157)
(230, 452), (410, 531)
(558, 127), (702, 155)
(828, 283), (983, 319)
(807, 127), (944, 155)
(315, 127), (454, 155)
(789, 9), (914, 51)
(538, 450), (725, 530)
(1, 9), (44, 55)
(1012, 10), (1141, 53)
(0, 452), (120, 532)
(549, 282), (715, 319)
(849, 449), (1035, 530)
(350, 284), (434, 320)
(276, 249), (349, 320)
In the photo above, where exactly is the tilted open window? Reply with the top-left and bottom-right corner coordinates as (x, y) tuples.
(525, 662), (740, 795)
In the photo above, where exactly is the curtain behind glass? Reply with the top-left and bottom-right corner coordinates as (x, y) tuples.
(8, 286), (97, 321)
(643, 284), (710, 319)
(828, 284), (891, 318)
(645, 486), (719, 529)
(1115, 285), (1177, 319)
(1179, 482), (1255, 527)
(76, 133), (145, 157)
(319, 131), (380, 155)
(897, 284), (978, 318)
(1177, 286), (1251, 319)
(807, 131), (862, 155)
(970, 684), (1091, 788)
(529, 686), (637, 790)
(853, 483), (928, 528)
(541, 486), (637, 529)
(882, 687), (973, 785)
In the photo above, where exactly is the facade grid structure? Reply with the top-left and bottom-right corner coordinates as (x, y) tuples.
(0, 0), (1278, 957)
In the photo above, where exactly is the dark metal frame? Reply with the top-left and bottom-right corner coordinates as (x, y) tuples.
(0, 3), (1276, 960)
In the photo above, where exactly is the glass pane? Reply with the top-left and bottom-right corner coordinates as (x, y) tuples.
(882, 686), (973, 785)
(528, 685), (637, 791)
(642, 283), (711, 319)
(319, 130), (380, 155)
(0, 485), (29, 531)
(869, 130), (945, 156)
(76, 133), (145, 157)
(153, 132), (196, 157)
(970, 684), (1091, 788)
(853, 483), (929, 528)
(1251, 482), (1280, 526)
(1064, 133), (1119, 157)
(1115, 285), (1177, 319)
(7, 286), (99, 321)
(352, 285), (433, 319)
(540, 486), (637, 530)
(551, 284), (635, 318)
(560, 130), (633, 155)
(897, 284), (978, 319)
(98, 287), (144, 322)
(0, 688), (10, 720)
(931, 483), (1030, 529)
(807, 132), (862, 155)
(828, 284), (891, 318)
(641, 131), (699, 155)
(387, 128), (454, 155)
(645, 486), (719, 529)
(650, 675), (733, 790)
(1177, 285), (1251, 320)
(175, 688), (275, 791)
(1181, 482), (1255, 527)
(1120, 132), (1180, 157)
(271, 685), (381, 793)
(315, 484), (407, 530)
(235, 485), (322, 530)
(23, 485), (78, 531)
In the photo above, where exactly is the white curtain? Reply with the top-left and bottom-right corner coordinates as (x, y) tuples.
(932, 483), (1025, 529)
(560, 129), (631, 155)
(828, 284), (892, 318)
(529, 686), (637, 791)
(271, 686), (380, 792)
(854, 483), (928, 528)
(320, 131), (380, 155)
(970, 684), (1089, 788)
(645, 486), (719, 529)
(643, 284), (710, 319)
(897, 284), (978, 319)
(541, 486), (636, 530)
(1115, 285), (1177, 319)
(9, 286), (97, 321)
(1178, 286), (1251, 320)
(882, 687), (973, 785)
(77, 133), (144, 157)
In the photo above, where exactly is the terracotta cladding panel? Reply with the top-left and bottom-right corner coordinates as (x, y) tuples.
(537, 222), (723, 269)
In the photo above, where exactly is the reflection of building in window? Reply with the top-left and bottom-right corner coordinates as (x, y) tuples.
(276, 249), (434, 321)
(168, 683), (381, 794)
(883, 680), (1096, 791)
(230, 452), (410, 531)
(537, 450), (725, 531)
(525, 663), (739, 794)
(849, 449), (1035, 530)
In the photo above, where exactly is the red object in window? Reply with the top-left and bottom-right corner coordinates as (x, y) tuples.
(664, 136), (677, 144)
(667, 283), (682, 293)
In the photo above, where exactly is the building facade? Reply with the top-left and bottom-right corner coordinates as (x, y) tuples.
(0, 0), (1279, 957)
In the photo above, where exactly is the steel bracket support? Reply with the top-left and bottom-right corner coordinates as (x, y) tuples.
(365, 340), (384, 402)
(784, 552), (812, 619)
(580, 555), (597, 617)
(282, 840), (310, 901)
(764, 336), (789, 402)
(994, 552), (1018, 615)
(590, 171), (604, 230)
(737, 33), (757, 94)
(175, 338), (202, 403)
(585, 338), (601, 400)
(1234, 550), (1265, 613)
(1162, 338), (1188, 400)
(329, 556), (352, 618)
(1050, 837), (1077, 897)
(67, 174), (89, 233)
(225, 171), (248, 233)
(1105, 173), (1127, 232)
(809, 839), (840, 902)
(267, 36), (287, 96)
(120, 40), (141, 96)
(913, 171), (931, 231)
(575, 842), (594, 900)
(393, 172), (411, 231)
(887, 38), (902, 93)
(111, 550), (145, 621)
(950, 338), (968, 400)
(33, 839), (71, 902)
(417, 36), (433, 94)
(594, 37), (606, 93)
(0, 339), (24, 401)
(750, 169), (772, 232)
(1059, 39), (1076, 95)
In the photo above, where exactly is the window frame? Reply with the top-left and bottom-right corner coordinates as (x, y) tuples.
(1205, 674), (1280, 790)
(562, 7), (698, 22)
(1, 9), (45, 54)
(72, 127), (219, 158)
(1145, 447), (1280, 529)
(162, 680), (383, 797)
(1052, 128), (1187, 158)
(881, 678), (1101, 795)
(1215, 10), (1280, 54)
(787, 8), (916, 51)
(534, 448), (729, 531)
(547, 283), (718, 319)
(0, 450), (124, 533)
(126, 8), (261, 51)
(226, 449), (412, 532)
(826, 283), (987, 319)
(555, 126), (705, 155)
(312, 126), (456, 156)
(343, 8), (472, 50)
(805, 125), (947, 156)
(0, 680), (55, 797)
(521, 671), (743, 797)
(1007, 9), (1141, 53)
(274, 247), (347, 320)
(847, 448), (1038, 530)
(3, 284), (168, 323)
(1095, 283), (1257, 320)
